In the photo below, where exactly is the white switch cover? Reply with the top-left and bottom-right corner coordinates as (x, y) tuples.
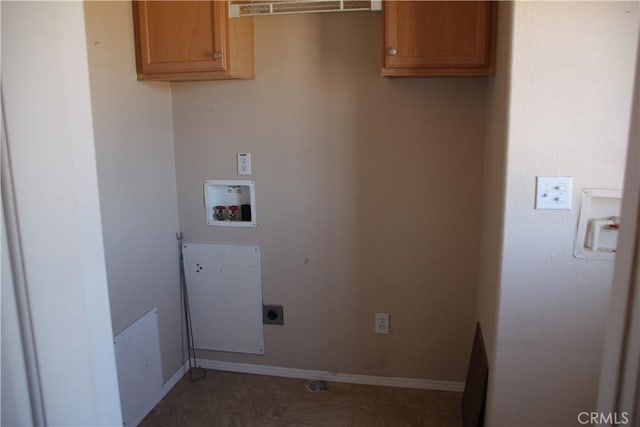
(536, 176), (572, 210)
(237, 152), (252, 176)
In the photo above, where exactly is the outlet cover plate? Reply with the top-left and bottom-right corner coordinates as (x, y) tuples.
(375, 312), (389, 335)
(238, 152), (252, 176)
(536, 176), (572, 210)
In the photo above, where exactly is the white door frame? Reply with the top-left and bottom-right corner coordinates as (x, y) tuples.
(597, 35), (640, 425)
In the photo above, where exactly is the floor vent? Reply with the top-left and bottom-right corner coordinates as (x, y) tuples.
(306, 380), (332, 392)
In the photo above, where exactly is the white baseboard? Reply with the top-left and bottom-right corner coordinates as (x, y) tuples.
(194, 359), (465, 392)
(131, 358), (464, 425)
(161, 360), (190, 393)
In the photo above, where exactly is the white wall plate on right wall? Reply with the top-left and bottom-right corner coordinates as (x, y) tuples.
(535, 176), (573, 210)
(574, 188), (623, 260)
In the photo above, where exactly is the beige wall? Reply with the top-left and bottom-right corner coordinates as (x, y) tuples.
(172, 12), (485, 380)
(84, 2), (183, 381)
(487, 2), (639, 425)
(476, 1), (513, 420)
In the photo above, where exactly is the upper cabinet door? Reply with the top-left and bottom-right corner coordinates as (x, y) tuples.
(134, 1), (227, 75)
(133, 0), (255, 81)
(382, 1), (497, 76)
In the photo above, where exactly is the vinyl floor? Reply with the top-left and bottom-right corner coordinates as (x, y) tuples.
(139, 369), (463, 426)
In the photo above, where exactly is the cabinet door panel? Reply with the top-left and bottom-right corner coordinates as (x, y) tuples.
(383, 1), (496, 75)
(135, 1), (227, 74)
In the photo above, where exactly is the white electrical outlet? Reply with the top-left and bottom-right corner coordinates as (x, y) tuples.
(375, 313), (389, 335)
(237, 152), (252, 176)
(536, 176), (572, 210)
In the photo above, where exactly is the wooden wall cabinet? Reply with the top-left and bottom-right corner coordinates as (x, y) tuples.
(132, 1), (254, 81)
(382, 1), (497, 77)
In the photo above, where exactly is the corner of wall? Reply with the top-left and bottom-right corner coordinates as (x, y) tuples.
(475, 1), (514, 424)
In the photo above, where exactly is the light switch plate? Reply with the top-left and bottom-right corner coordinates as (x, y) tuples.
(536, 176), (572, 210)
(237, 152), (252, 176)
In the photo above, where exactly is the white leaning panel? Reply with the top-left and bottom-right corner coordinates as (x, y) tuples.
(113, 308), (163, 426)
(183, 243), (264, 354)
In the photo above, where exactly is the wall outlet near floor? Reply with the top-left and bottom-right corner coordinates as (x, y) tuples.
(375, 312), (389, 335)
(263, 304), (284, 325)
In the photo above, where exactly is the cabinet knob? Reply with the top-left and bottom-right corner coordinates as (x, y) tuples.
(213, 51), (222, 60)
(387, 47), (397, 56)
